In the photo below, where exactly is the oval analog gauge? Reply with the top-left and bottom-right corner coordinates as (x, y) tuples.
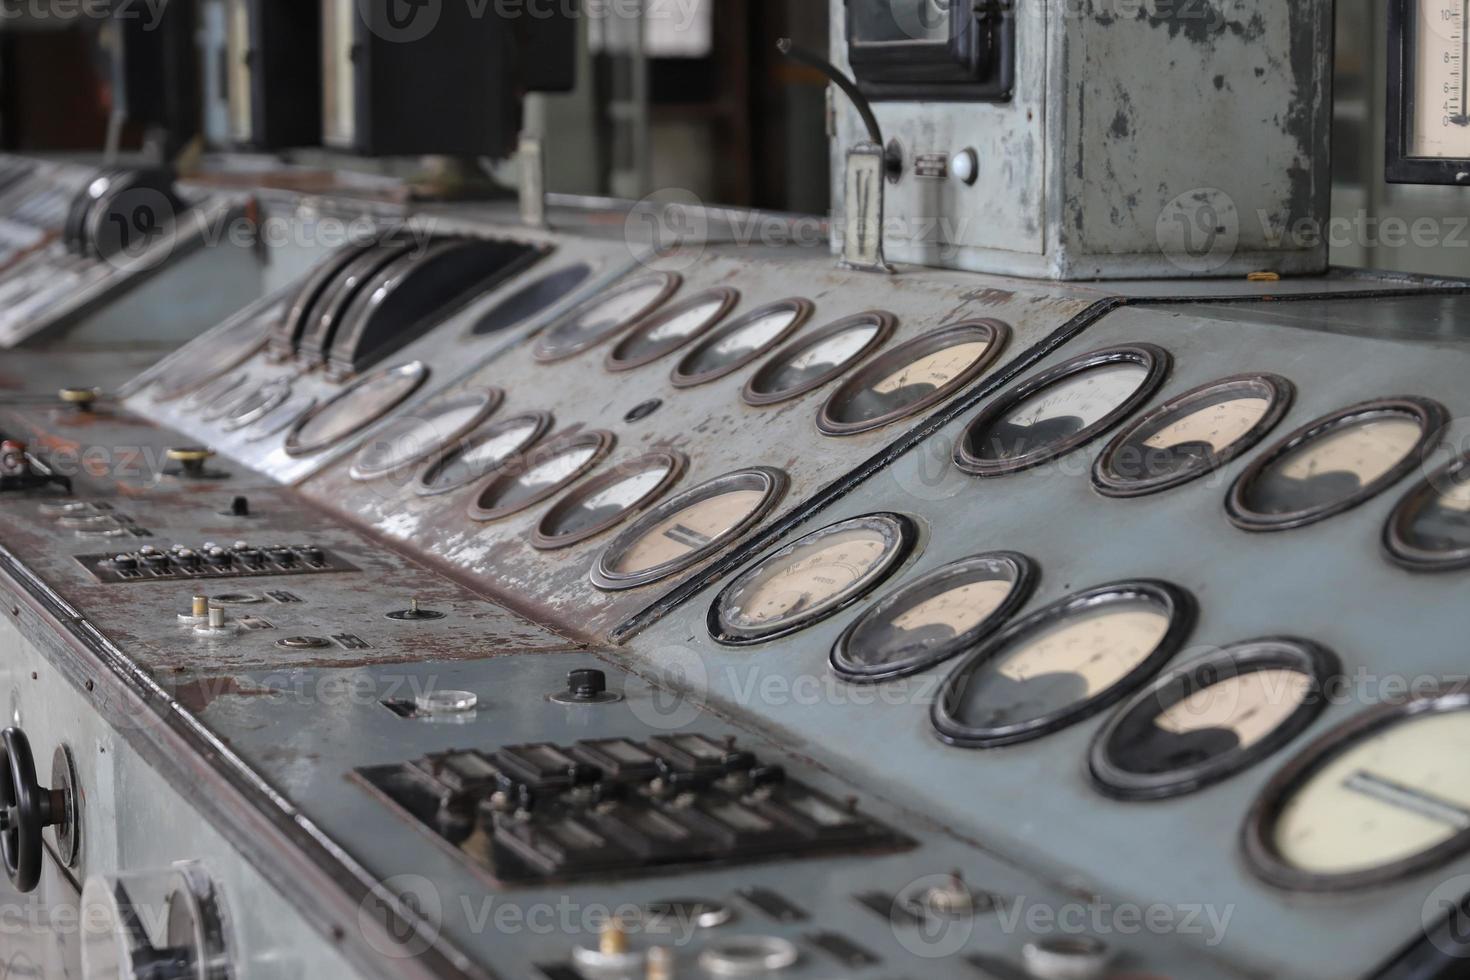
(932, 581), (1195, 749)
(532, 272), (681, 363)
(470, 263), (594, 337)
(955, 345), (1171, 478)
(467, 430), (615, 522)
(592, 468), (789, 591)
(1090, 638), (1338, 801)
(1385, 452), (1470, 570)
(830, 552), (1037, 684)
(349, 389), (503, 482)
(1226, 397), (1446, 532)
(742, 312), (897, 407)
(1092, 374), (1295, 497)
(415, 412), (553, 497)
(605, 287), (739, 372)
(184, 372), (250, 414)
(671, 299), (814, 388)
(150, 304), (276, 402)
(532, 451), (687, 550)
(220, 379), (293, 432)
(709, 513), (918, 646)
(818, 320), (1012, 437)
(1244, 688), (1470, 891)
(284, 362), (430, 458)
(245, 395), (316, 443)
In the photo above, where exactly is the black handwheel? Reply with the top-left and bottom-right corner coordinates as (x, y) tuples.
(0, 728), (65, 893)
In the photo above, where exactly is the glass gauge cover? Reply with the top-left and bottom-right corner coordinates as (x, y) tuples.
(471, 264), (594, 337)
(671, 299), (815, 388)
(532, 272), (681, 362)
(709, 513), (919, 646)
(932, 581), (1195, 749)
(220, 380), (293, 432)
(532, 451), (688, 550)
(592, 467), (789, 591)
(1092, 374), (1294, 498)
(184, 372), (249, 413)
(1244, 687), (1470, 891)
(606, 287), (739, 372)
(742, 312), (897, 406)
(284, 361), (430, 457)
(246, 395), (316, 442)
(955, 345), (1171, 478)
(831, 552), (1037, 684)
(1384, 451), (1470, 571)
(467, 430), (615, 521)
(818, 320), (1012, 436)
(151, 305), (275, 402)
(349, 388), (503, 481)
(415, 411), (553, 497)
(1090, 638), (1338, 801)
(1226, 397), (1446, 532)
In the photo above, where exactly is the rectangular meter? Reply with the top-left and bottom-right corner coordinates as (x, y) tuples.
(846, 0), (1014, 101)
(1389, 0), (1470, 182)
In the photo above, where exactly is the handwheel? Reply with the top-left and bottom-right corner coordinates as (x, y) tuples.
(0, 727), (68, 893)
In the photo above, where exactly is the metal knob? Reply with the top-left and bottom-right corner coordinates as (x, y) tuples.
(165, 447), (216, 479)
(59, 387), (101, 412)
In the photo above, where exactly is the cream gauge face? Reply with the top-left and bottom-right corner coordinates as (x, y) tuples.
(1244, 417), (1425, 516)
(1386, 454), (1470, 568)
(1410, 0), (1470, 158)
(615, 489), (767, 574)
(534, 452), (684, 549)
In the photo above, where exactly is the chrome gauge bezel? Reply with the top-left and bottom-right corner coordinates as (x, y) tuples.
(414, 411), (554, 498)
(708, 513), (919, 647)
(1242, 687), (1470, 892)
(1091, 373), (1295, 498)
(605, 287), (739, 372)
(219, 379), (293, 432)
(532, 271), (682, 363)
(741, 312), (897, 407)
(817, 319), (1012, 437)
(1225, 396), (1447, 533)
(1384, 451), (1470, 571)
(830, 551), (1037, 684)
(591, 467), (789, 591)
(1089, 638), (1338, 802)
(932, 581), (1195, 749)
(531, 450), (688, 550)
(348, 388), (504, 482)
(466, 429), (616, 522)
(954, 344), (1172, 478)
(670, 299), (815, 389)
(283, 361), (430, 458)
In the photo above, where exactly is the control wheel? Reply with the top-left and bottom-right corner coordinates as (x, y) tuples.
(81, 863), (233, 980)
(0, 727), (75, 893)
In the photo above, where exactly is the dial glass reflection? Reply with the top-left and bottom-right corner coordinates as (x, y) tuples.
(1244, 417), (1423, 515)
(838, 341), (992, 425)
(974, 363), (1148, 463)
(425, 419), (544, 492)
(765, 326), (880, 394)
(846, 579), (1012, 670)
(613, 488), (767, 575)
(724, 529), (890, 630)
(544, 464), (675, 538)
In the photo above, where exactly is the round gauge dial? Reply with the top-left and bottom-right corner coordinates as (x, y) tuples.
(818, 320), (1011, 436)
(150, 305), (275, 402)
(220, 380), (293, 432)
(415, 411), (553, 497)
(831, 552), (1037, 684)
(592, 468), (789, 591)
(199, 379), (260, 423)
(1385, 452), (1470, 570)
(349, 389), (503, 481)
(955, 345), (1171, 478)
(671, 299), (814, 388)
(1092, 374), (1294, 498)
(709, 513), (918, 646)
(742, 312), (897, 406)
(284, 361), (430, 457)
(467, 430), (615, 521)
(1090, 638), (1337, 801)
(1244, 688), (1470, 890)
(606, 287), (739, 372)
(532, 272), (681, 363)
(532, 451), (687, 550)
(471, 264), (594, 337)
(932, 581), (1194, 749)
(1226, 397), (1446, 532)
(245, 395), (316, 442)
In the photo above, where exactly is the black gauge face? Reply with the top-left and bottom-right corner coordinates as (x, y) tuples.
(532, 272), (681, 362)
(592, 468), (789, 591)
(1385, 452), (1470, 570)
(220, 380), (293, 432)
(284, 361), (429, 457)
(1090, 638), (1337, 801)
(416, 412), (552, 497)
(742, 312), (897, 406)
(467, 430), (615, 521)
(932, 582), (1194, 749)
(606, 288), (739, 372)
(671, 299), (814, 388)
(471, 264), (594, 337)
(1092, 374), (1294, 498)
(151, 305), (276, 402)
(818, 320), (1010, 436)
(1226, 397), (1446, 532)
(955, 345), (1170, 478)
(709, 514), (918, 646)
(532, 451), (687, 550)
(831, 552), (1036, 683)
(349, 389), (502, 481)
(1244, 689), (1470, 891)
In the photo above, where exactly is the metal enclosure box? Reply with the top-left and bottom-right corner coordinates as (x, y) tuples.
(226, 0), (322, 150)
(830, 1), (1334, 279)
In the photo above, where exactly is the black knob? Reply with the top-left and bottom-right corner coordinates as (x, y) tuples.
(229, 496), (250, 517)
(567, 669), (607, 702)
(0, 728), (66, 893)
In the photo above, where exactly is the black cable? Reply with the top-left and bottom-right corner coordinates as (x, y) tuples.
(776, 38), (884, 148)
